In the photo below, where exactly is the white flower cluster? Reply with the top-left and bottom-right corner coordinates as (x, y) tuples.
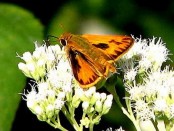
(18, 42), (113, 130)
(19, 43), (73, 122)
(118, 37), (174, 124)
(18, 43), (65, 80)
(74, 87), (113, 128)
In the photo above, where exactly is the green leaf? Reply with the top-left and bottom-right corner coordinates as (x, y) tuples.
(0, 3), (44, 131)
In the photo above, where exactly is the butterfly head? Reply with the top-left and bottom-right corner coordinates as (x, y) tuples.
(59, 33), (72, 47)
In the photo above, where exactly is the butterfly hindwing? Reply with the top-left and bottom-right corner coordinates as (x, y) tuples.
(68, 48), (102, 88)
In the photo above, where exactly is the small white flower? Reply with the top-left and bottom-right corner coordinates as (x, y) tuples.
(102, 94), (113, 114)
(18, 62), (26, 70)
(21, 52), (33, 62)
(26, 93), (37, 110)
(72, 97), (81, 108)
(37, 82), (49, 94)
(125, 82), (145, 100)
(157, 86), (169, 99)
(100, 93), (107, 101)
(48, 68), (71, 90)
(133, 100), (154, 120)
(57, 92), (66, 100)
(46, 104), (55, 118)
(33, 43), (46, 57)
(82, 101), (89, 111)
(18, 62), (30, 77)
(80, 117), (90, 128)
(124, 68), (137, 81)
(47, 44), (63, 60)
(90, 92), (100, 105)
(78, 87), (96, 101)
(154, 99), (168, 112)
(95, 100), (103, 113)
(74, 87), (84, 100)
(37, 59), (45, 67)
(54, 99), (65, 110)
(35, 105), (44, 116)
(138, 56), (152, 70)
(123, 37), (146, 59)
(47, 89), (56, 102)
(85, 86), (96, 97)
(26, 63), (35, 72)
(106, 94), (113, 101)
(139, 38), (169, 70)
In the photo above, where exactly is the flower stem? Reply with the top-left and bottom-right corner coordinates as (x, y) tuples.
(61, 106), (82, 131)
(89, 112), (95, 131)
(47, 117), (68, 131)
(105, 81), (141, 131)
(89, 123), (94, 131)
(151, 119), (159, 131)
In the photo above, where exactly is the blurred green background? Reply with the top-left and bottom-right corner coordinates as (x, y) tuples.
(0, 0), (174, 131)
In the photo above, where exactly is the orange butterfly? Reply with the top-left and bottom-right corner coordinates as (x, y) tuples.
(59, 33), (134, 88)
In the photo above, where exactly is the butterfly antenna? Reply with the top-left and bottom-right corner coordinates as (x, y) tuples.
(46, 35), (59, 46)
(46, 35), (58, 41)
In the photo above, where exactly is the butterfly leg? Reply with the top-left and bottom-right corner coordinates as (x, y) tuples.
(104, 62), (116, 77)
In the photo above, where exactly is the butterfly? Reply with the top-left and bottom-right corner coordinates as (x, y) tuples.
(59, 33), (134, 88)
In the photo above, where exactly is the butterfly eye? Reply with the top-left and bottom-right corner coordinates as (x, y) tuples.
(60, 39), (67, 46)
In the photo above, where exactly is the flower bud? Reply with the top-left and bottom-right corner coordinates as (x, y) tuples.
(22, 52), (32, 62)
(95, 100), (102, 113)
(80, 117), (90, 128)
(46, 104), (54, 119)
(82, 101), (89, 112)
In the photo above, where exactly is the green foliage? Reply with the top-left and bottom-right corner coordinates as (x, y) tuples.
(0, 3), (43, 131)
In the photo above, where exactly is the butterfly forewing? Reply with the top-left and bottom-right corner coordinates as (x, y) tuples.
(82, 35), (134, 61)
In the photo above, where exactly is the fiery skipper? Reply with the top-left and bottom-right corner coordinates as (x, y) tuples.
(59, 33), (134, 88)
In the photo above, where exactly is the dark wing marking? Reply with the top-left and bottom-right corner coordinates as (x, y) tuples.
(68, 49), (103, 88)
